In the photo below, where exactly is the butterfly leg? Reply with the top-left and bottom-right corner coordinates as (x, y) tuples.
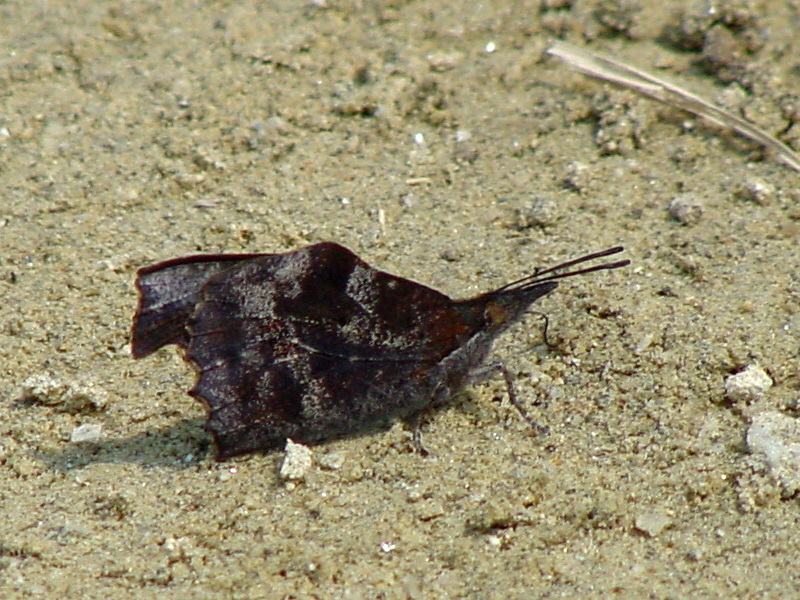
(404, 411), (431, 456)
(529, 310), (551, 347)
(476, 362), (549, 436)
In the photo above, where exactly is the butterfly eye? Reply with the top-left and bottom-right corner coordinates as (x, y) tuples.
(485, 302), (508, 327)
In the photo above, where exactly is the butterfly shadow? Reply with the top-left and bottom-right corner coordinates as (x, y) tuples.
(34, 419), (217, 472)
(33, 407), (458, 472)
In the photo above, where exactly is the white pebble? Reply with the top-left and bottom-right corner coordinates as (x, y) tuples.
(724, 364), (773, 404)
(634, 511), (672, 537)
(747, 411), (800, 495)
(279, 439), (313, 481)
(667, 194), (703, 225)
(16, 374), (108, 413)
(736, 178), (775, 205)
(70, 423), (103, 444)
(318, 452), (345, 470)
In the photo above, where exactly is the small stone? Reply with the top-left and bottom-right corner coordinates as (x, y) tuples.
(735, 178), (775, 205)
(634, 511), (672, 537)
(564, 161), (592, 193)
(747, 411), (800, 495)
(70, 423), (103, 444)
(264, 116), (290, 135)
(318, 452), (345, 470)
(667, 194), (704, 225)
(465, 501), (514, 532)
(15, 374), (108, 414)
(426, 51), (464, 72)
(517, 196), (560, 229)
(175, 172), (206, 189)
(279, 439), (313, 481)
(724, 364), (773, 404)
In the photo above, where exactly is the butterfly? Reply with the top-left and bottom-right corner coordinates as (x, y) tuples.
(132, 242), (629, 460)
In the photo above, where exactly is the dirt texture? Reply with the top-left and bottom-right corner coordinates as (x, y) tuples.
(2, 1), (800, 598)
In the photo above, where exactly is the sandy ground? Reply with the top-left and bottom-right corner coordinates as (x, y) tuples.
(2, 1), (800, 598)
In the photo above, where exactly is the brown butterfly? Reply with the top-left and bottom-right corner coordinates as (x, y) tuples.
(132, 242), (628, 460)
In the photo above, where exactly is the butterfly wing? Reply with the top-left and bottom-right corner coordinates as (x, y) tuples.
(131, 253), (270, 358)
(185, 242), (476, 459)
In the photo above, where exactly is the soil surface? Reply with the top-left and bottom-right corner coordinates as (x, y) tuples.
(2, 1), (799, 598)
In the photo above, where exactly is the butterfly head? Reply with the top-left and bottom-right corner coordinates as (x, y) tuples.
(476, 281), (559, 334)
(467, 246), (630, 336)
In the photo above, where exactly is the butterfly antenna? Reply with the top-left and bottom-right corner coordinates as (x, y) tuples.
(494, 246), (629, 293)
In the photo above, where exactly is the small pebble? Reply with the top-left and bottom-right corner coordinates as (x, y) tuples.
(747, 411), (800, 495)
(517, 196), (560, 229)
(564, 161), (591, 193)
(667, 194), (704, 225)
(15, 374), (108, 413)
(735, 178), (775, 205)
(318, 452), (345, 470)
(724, 364), (773, 404)
(70, 423), (103, 444)
(634, 511), (672, 537)
(279, 439), (313, 481)
(425, 51), (464, 71)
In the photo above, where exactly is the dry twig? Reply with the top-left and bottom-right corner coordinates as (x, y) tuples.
(547, 41), (800, 172)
